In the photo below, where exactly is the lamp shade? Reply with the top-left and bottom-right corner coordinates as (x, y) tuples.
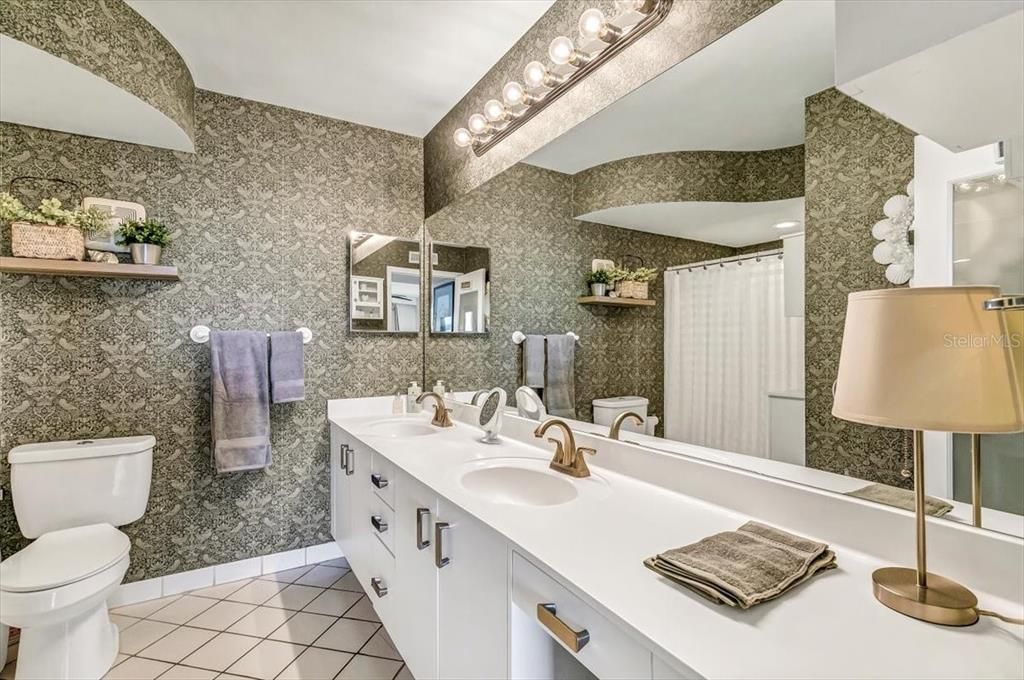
(832, 286), (1023, 433)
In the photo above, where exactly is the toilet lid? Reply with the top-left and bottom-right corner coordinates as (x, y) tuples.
(0, 524), (129, 593)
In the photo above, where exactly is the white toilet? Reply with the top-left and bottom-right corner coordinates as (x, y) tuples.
(0, 436), (154, 680)
(592, 396), (649, 434)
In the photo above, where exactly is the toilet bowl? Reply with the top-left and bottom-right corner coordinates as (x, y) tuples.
(0, 524), (130, 680)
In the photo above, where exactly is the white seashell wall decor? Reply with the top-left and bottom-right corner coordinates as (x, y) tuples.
(872, 179), (915, 285)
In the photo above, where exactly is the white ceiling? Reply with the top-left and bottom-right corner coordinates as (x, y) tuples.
(0, 35), (194, 151)
(527, 0), (836, 173)
(578, 198), (805, 247)
(127, 0), (554, 137)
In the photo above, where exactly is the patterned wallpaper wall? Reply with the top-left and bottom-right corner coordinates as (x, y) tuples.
(571, 146), (804, 216)
(0, 90), (424, 580)
(0, 0), (195, 144)
(425, 162), (746, 425)
(804, 88), (915, 485)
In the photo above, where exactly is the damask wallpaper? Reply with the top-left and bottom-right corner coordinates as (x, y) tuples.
(0, 90), (423, 580)
(0, 0), (195, 144)
(571, 146), (805, 216)
(803, 88), (915, 485)
(423, 0), (779, 216)
(425, 162), (748, 426)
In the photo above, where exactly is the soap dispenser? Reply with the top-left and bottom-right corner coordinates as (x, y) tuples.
(392, 391), (406, 416)
(433, 379), (445, 397)
(407, 381), (422, 413)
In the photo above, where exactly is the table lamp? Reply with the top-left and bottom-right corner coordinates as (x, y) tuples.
(832, 286), (1024, 626)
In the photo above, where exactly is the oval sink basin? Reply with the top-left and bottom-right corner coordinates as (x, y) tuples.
(366, 419), (438, 438)
(459, 459), (578, 507)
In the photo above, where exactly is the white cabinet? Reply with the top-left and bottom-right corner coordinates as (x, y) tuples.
(329, 424), (351, 549)
(436, 497), (508, 680)
(393, 474), (439, 680)
(351, 275), (384, 320)
(768, 392), (806, 466)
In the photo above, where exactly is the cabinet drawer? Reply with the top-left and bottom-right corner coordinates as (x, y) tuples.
(367, 526), (396, 627)
(368, 494), (395, 555)
(370, 453), (396, 509)
(512, 552), (651, 680)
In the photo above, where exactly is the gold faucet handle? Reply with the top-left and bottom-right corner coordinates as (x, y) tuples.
(576, 446), (597, 457)
(546, 437), (566, 458)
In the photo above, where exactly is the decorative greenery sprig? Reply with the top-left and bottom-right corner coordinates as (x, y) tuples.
(0, 192), (110, 233)
(118, 218), (171, 247)
(605, 265), (658, 283)
(586, 269), (611, 285)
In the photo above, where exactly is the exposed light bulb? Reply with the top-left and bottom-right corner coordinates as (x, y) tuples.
(579, 9), (606, 40)
(484, 99), (506, 122)
(502, 81), (526, 106)
(524, 61), (547, 88)
(453, 127), (473, 148)
(548, 36), (576, 65)
(468, 114), (489, 134)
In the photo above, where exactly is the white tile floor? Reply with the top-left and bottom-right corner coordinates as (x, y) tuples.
(0, 558), (412, 680)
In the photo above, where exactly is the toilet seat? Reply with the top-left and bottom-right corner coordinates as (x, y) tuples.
(0, 523), (129, 593)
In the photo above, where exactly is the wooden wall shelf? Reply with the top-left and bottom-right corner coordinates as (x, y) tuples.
(577, 296), (655, 307)
(0, 257), (180, 281)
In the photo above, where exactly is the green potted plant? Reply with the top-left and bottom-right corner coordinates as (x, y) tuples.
(118, 218), (171, 265)
(586, 268), (611, 296)
(0, 192), (109, 261)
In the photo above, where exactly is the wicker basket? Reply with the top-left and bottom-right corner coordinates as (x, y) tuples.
(11, 221), (85, 261)
(618, 280), (649, 299)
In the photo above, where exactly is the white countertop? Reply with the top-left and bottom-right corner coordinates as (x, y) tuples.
(329, 403), (1024, 679)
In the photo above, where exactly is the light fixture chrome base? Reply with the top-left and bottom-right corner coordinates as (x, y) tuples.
(872, 567), (979, 626)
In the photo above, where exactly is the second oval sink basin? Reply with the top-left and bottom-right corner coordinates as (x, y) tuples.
(367, 419), (438, 437)
(459, 459), (578, 507)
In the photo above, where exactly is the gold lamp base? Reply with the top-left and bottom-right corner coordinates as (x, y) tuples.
(872, 567), (979, 626)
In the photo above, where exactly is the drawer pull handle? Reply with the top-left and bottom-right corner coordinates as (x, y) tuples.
(371, 473), (389, 489)
(537, 603), (590, 653)
(371, 577), (388, 598)
(416, 508), (431, 550)
(371, 515), (388, 533)
(339, 444), (349, 471)
(434, 522), (450, 568)
(345, 446), (356, 476)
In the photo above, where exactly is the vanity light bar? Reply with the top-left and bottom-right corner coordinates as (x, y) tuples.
(453, 0), (673, 156)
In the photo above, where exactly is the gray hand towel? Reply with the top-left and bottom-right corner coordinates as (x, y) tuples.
(544, 334), (576, 419)
(522, 334), (545, 389)
(269, 331), (305, 403)
(846, 483), (953, 517)
(644, 521), (837, 609)
(211, 330), (272, 473)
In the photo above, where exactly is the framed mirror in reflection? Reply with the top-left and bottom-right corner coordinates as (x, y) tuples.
(429, 242), (490, 334)
(349, 232), (422, 334)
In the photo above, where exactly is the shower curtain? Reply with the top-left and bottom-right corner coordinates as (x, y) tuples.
(664, 255), (804, 457)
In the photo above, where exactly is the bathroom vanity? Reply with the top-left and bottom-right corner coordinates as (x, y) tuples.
(328, 396), (1023, 680)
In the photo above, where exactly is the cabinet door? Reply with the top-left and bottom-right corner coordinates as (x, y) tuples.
(346, 442), (375, 591)
(393, 473), (439, 680)
(436, 498), (509, 680)
(329, 424), (351, 550)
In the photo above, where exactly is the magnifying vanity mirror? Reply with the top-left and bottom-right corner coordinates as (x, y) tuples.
(429, 242), (490, 334)
(432, 0), (1023, 539)
(349, 232), (422, 334)
(478, 387), (507, 444)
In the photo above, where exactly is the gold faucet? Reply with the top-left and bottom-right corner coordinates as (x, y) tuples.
(609, 411), (645, 440)
(417, 392), (454, 428)
(534, 418), (596, 478)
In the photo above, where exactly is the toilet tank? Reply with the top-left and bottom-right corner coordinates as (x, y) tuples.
(8, 436), (154, 538)
(592, 396), (649, 432)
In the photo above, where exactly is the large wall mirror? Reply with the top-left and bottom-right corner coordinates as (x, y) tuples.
(430, 0), (1023, 539)
(429, 242), (490, 334)
(349, 232), (422, 334)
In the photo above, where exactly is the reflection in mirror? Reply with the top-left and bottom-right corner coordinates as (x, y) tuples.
(430, 242), (490, 334)
(349, 232), (422, 334)
(429, 0), (1024, 538)
(478, 387), (507, 444)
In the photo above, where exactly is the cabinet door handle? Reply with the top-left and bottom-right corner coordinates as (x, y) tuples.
(339, 444), (349, 470)
(370, 515), (388, 533)
(416, 508), (431, 550)
(370, 577), (388, 598)
(537, 603), (590, 653)
(434, 521), (450, 568)
(371, 473), (389, 489)
(345, 446), (355, 476)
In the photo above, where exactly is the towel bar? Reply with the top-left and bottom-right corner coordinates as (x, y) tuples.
(189, 325), (312, 344)
(512, 331), (580, 345)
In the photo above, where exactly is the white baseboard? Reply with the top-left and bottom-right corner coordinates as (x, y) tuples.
(108, 542), (344, 608)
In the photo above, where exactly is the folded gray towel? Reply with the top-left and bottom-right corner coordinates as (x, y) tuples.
(522, 334), (545, 389)
(269, 331), (305, 403)
(544, 334), (575, 419)
(644, 521), (837, 609)
(846, 483), (953, 517)
(211, 330), (272, 473)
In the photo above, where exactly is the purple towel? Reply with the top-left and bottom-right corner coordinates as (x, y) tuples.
(211, 331), (271, 473)
(269, 331), (305, 403)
